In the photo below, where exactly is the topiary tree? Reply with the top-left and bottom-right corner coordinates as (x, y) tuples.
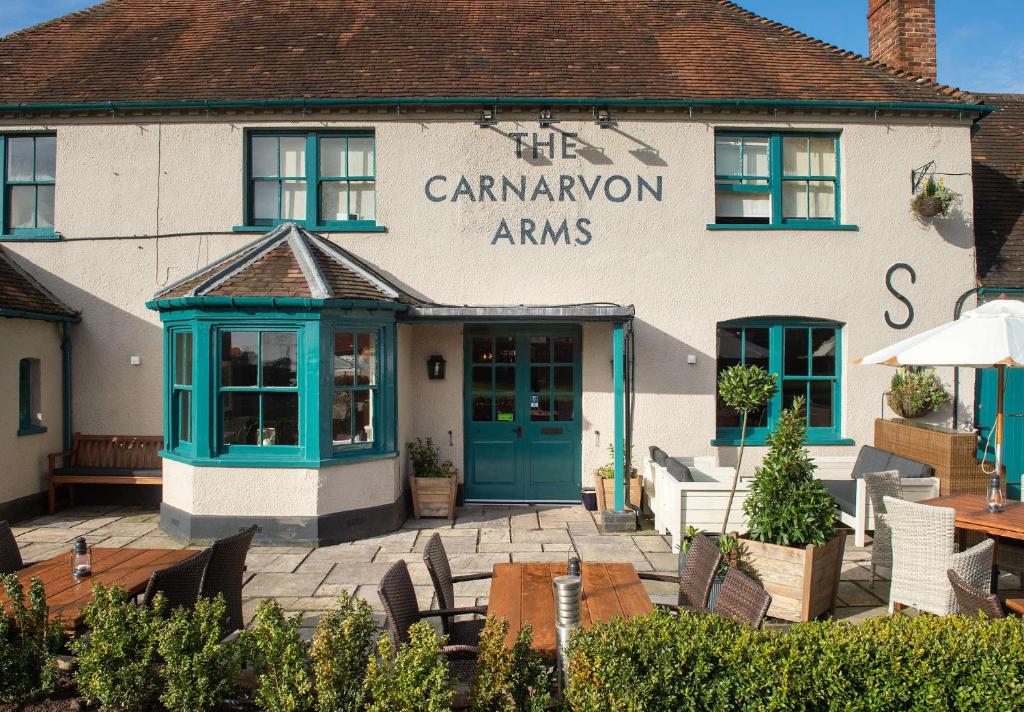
(717, 364), (778, 533)
(743, 397), (837, 547)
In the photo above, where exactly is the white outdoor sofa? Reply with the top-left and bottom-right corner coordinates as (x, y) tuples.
(647, 445), (940, 550)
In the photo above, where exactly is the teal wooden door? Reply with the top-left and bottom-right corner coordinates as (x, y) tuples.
(464, 327), (582, 501)
(977, 368), (1024, 500)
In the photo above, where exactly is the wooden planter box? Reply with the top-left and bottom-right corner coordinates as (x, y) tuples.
(595, 473), (641, 511)
(741, 530), (846, 622)
(874, 418), (987, 495)
(409, 475), (456, 519)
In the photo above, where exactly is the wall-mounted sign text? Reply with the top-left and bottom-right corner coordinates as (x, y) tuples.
(423, 132), (664, 246)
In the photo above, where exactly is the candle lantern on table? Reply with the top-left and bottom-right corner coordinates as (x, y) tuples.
(71, 536), (92, 578)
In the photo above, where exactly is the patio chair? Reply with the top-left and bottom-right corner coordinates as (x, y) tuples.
(712, 568), (772, 629)
(141, 547), (213, 611)
(884, 497), (995, 616)
(422, 533), (490, 637)
(947, 568), (1005, 619)
(0, 520), (32, 574)
(200, 524), (257, 633)
(639, 532), (723, 611)
(378, 560), (480, 686)
(863, 470), (903, 581)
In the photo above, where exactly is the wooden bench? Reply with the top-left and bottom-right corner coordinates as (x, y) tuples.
(47, 434), (163, 513)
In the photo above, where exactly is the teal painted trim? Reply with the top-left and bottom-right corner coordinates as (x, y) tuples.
(17, 425), (47, 437)
(1, 229), (59, 241)
(159, 448), (399, 469)
(707, 224), (858, 232)
(232, 224), (387, 234)
(147, 296), (408, 312)
(0, 307), (80, 323)
(711, 437), (855, 447)
(612, 322), (625, 512)
(0, 97), (993, 116)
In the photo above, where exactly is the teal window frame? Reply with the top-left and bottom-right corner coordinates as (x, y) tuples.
(1, 133), (58, 241)
(713, 319), (850, 446)
(331, 327), (381, 454)
(710, 130), (848, 230)
(18, 357), (46, 436)
(169, 329), (194, 452)
(240, 129), (382, 233)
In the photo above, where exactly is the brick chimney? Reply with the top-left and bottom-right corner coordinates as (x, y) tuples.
(867, 0), (937, 81)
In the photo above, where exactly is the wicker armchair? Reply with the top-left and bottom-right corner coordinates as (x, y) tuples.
(863, 470), (903, 581)
(0, 521), (28, 574)
(712, 568), (772, 629)
(378, 560), (481, 685)
(640, 532), (723, 611)
(422, 533), (490, 637)
(885, 497), (994, 616)
(142, 547), (213, 611)
(200, 524), (256, 633)
(947, 568), (1004, 619)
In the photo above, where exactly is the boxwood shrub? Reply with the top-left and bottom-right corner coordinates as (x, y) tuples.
(566, 609), (1024, 712)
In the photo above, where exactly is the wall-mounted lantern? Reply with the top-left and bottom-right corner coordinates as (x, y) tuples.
(427, 354), (447, 380)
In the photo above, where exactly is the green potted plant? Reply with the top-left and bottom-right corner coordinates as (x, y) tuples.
(887, 367), (951, 419)
(594, 443), (640, 511)
(911, 176), (958, 218)
(740, 397), (846, 622)
(407, 437), (457, 519)
(717, 364), (778, 533)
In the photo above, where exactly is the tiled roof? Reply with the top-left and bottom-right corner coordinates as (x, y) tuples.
(0, 0), (974, 107)
(973, 94), (1024, 288)
(155, 223), (416, 303)
(0, 246), (78, 319)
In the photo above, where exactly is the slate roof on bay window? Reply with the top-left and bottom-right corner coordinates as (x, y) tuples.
(155, 223), (417, 304)
(0, 0), (973, 106)
(0, 246), (78, 319)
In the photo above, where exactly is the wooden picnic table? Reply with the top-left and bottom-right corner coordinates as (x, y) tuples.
(487, 562), (653, 655)
(2, 547), (196, 628)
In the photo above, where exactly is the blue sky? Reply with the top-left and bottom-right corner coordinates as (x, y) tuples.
(2, 1), (1022, 93)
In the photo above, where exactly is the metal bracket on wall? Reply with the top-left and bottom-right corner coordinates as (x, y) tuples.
(911, 161), (936, 193)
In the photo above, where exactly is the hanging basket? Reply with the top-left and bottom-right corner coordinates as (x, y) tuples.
(912, 195), (945, 218)
(886, 391), (932, 419)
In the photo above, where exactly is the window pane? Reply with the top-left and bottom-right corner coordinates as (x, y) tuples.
(472, 396), (493, 421)
(743, 138), (769, 176)
(178, 390), (192, 443)
(280, 136), (306, 176)
(333, 390), (352, 443)
(531, 395), (550, 422)
(783, 136), (809, 176)
(472, 366), (492, 393)
(472, 336), (493, 363)
(319, 137), (345, 178)
(808, 181), (835, 219)
(221, 332), (258, 386)
(716, 190), (770, 220)
(716, 395), (740, 429)
(263, 392), (299, 445)
(495, 365), (515, 391)
(530, 336), (551, 363)
(809, 381), (833, 428)
(281, 180), (307, 220)
(717, 328), (742, 370)
(495, 336), (515, 363)
(782, 181), (809, 219)
(36, 185), (54, 228)
(174, 332), (193, 385)
(348, 137), (374, 176)
(253, 181), (278, 220)
(356, 332), (376, 385)
(553, 366), (573, 392)
(715, 137), (741, 175)
(785, 328), (809, 376)
(9, 185), (35, 228)
(223, 392), (259, 445)
(531, 366), (550, 392)
(334, 332), (355, 385)
(554, 397), (575, 421)
(353, 389), (372, 442)
(320, 181), (345, 222)
(349, 181), (375, 221)
(745, 328), (770, 371)
(251, 136), (278, 177)
(783, 380), (808, 412)
(34, 136), (56, 181)
(812, 329), (837, 376)
(6, 137), (34, 181)
(261, 332), (297, 387)
(809, 137), (836, 176)
(553, 337), (573, 363)
(496, 395), (515, 422)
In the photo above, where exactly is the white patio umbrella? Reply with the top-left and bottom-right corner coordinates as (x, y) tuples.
(855, 299), (1024, 507)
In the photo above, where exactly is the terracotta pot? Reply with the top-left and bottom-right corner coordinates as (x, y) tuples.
(409, 474), (457, 519)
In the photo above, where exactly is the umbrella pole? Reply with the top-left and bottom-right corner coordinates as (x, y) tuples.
(989, 364), (1006, 512)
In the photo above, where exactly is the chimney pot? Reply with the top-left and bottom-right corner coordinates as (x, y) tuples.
(867, 0), (937, 81)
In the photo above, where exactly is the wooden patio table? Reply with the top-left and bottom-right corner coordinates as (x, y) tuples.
(487, 562), (653, 655)
(1, 547), (196, 628)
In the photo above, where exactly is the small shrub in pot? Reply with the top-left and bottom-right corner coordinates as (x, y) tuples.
(310, 591), (380, 712)
(241, 600), (314, 712)
(470, 616), (552, 712)
(364, 620), (453, 711)
(0, 575), (65, 705)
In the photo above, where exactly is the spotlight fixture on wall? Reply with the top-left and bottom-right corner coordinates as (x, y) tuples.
(538, 109), (558, 128)
(594, 108), (616, 129)
(474, 108), (497, 127)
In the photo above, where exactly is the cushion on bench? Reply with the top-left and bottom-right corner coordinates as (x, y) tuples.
(665, 457), (694, 483)
(851, 445), (933, 479)
(649, 446), (668, 467)
(53, 467), (161, 479)
(823, 480), (857, 514)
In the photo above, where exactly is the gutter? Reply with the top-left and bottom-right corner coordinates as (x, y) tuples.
(0, 307), (80, 323)
(145, 296), (409, 312)
(0, 96), (994, 118)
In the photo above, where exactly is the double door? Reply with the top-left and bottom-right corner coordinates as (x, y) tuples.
(464, 327), (582, 501)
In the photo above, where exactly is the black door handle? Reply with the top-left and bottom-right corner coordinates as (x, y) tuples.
(515, 426), (523, 437)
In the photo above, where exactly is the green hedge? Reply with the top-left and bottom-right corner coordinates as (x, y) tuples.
(566, 610), (1024, 712)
